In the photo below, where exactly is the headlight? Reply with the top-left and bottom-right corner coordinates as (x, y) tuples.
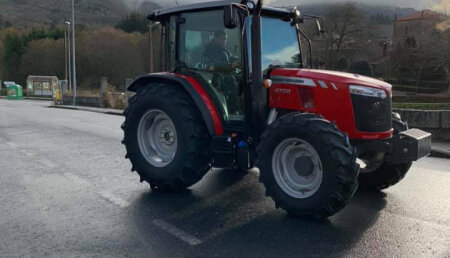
(349, 85), (388, 99)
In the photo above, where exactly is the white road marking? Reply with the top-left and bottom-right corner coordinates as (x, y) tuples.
(7, 130), (40, 136)
(38, 159), (57, 168)
(152, 219), (203, 246)
(6, 141), (18, 148)
(99, 191), (130, 209)
(23, 151), (35, 157)
(64, 173), (90, 185)
(18, 149), (35, 156)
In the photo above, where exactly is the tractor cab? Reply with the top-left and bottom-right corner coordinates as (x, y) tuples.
(145, 1), (311, 136)
(123, 0), (431, 219)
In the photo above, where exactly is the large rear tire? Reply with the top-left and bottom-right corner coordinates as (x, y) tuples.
(358, 114), (412, 190)
(122, 84), (212, 192)
(256, 113), (359, 219)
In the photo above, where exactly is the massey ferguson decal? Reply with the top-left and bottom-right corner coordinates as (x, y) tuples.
(271, 76), (316, 87)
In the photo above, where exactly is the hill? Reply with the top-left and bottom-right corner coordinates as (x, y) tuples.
(0, 0), (161, 27)
(270, 1), (417, 23)
(0, 0), (416, 28)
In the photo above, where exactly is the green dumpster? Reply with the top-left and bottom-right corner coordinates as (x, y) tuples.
(6, 84), (23, 100)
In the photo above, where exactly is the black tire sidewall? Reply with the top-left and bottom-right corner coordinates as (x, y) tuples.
(258, 115), (357, 215)
(124, 86), (208, 183)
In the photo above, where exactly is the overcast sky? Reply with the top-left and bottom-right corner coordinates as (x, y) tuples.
(153, 0), (432, 9)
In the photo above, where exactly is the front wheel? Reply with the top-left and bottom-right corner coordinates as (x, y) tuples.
(358, 114), (412, 190)
(256, 113), (359, 219)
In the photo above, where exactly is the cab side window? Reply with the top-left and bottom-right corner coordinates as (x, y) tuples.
(177, 10), (245, 121)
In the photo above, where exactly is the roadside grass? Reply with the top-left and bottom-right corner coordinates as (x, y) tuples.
(393, 103), (450, 110)
(65, 89), (100, 97)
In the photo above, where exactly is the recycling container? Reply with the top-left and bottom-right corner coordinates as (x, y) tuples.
(6, 84), (23, 100)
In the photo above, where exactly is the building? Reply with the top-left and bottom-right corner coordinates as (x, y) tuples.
(393, 10), (446, 46)
(26, 76), (59, 97)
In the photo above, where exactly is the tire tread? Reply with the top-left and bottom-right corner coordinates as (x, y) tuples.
(256, 113), (359, 219)
(122, 83), (211, 192)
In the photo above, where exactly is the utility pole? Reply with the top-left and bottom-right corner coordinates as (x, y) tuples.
(65, 21), (72, 92)
(72, 0), (77, 106)
(148, 24), (152, 73)
(64, 25), (67, 82)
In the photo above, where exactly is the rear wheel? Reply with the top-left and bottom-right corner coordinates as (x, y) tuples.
(257, 113), (359, 219)
(358, 113), (413, 190)
(122, 83), (212, 192)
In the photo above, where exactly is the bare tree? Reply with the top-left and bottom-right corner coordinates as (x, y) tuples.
(75, 27), (147, 90)
(431, 0), (450, 16)
(20, 38), (65, 80)
(427, 2), (450, 93)
(314, 3), (377, 70)
(389, 26), (449, 94)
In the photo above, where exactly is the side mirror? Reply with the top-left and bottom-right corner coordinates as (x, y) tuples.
(316, 19), (325, 36)
(224, 4), (238, 29)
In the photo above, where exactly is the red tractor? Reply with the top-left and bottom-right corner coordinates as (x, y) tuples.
(122, 0), (431, 219)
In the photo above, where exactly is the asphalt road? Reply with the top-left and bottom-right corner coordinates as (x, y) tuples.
(0, 99), (449, 258)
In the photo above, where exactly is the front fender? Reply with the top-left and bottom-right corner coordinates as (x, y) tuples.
(128, 73), (223, 136)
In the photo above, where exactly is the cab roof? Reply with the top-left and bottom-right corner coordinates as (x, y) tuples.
(152, 0), (292, 19)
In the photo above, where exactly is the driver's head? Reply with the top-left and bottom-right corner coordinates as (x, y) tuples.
(213, 31), (227, 47)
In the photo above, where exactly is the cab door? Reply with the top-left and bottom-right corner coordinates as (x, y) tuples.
(174, 10), (247, 133)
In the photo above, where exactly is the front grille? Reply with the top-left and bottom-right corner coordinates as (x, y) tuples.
(351, 94), (392, 132)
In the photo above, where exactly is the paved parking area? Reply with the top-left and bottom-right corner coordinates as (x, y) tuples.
(0, 99), (449, 257)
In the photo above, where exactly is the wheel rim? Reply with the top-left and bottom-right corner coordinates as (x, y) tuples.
(357, 152), (385, 174)
(137, 109), (177, 168)
(272, 138), (323, 199)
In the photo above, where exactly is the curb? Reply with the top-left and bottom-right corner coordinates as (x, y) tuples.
(1, 96), (52, 100)
(430, 148), (450, 159)
(49, 104), (123, 117)
(25, 97), (53, 101)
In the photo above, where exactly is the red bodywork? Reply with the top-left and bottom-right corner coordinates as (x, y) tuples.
(173, 73), (224, 135)
(269, 69), (393, 140)
(170, 69), (393, 140)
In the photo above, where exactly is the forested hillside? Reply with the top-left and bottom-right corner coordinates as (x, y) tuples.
(0, 0), (160, 26)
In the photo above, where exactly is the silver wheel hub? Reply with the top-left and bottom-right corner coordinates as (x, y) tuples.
(272, 138), (323, 199)
(357, 152), (385, 174)
(137, 109), (177, 167)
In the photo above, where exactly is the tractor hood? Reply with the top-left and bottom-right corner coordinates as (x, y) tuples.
(271, 68), (392, 92)
(269, 68), (394, 140)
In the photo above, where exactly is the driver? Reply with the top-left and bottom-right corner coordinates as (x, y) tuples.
(203, 31), (242, 117)
(203, 31), (239, 71)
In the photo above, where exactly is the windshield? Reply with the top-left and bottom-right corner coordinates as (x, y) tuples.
(261, 17), (301, 72)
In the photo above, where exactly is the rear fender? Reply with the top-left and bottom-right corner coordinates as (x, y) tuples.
(128, 73), (223, 136)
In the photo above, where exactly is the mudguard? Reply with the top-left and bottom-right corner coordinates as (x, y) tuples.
(127, 72), (223, 136)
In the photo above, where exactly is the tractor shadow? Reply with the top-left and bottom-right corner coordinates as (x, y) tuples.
(202, 189), (388, 257)
(129, 169), (387, 257)
(127, 168), (249, 229)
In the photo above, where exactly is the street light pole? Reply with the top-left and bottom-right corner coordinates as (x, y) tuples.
(71, 0), (77, 106)
(148, 24), (152, 73)
(64, 25), (67, 82)
(65, 21), (72, 92)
